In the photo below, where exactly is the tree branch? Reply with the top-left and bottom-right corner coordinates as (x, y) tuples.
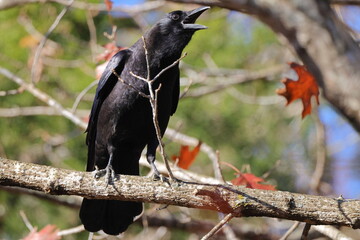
(1, 158), (360, 229)
(0, 0), (164, 12)
(168, 0), (360, 132)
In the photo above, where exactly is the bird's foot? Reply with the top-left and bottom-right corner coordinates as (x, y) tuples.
(152, 173), (183, 187)
(152, 172), (169, 183)
(94, 165), (117, 186)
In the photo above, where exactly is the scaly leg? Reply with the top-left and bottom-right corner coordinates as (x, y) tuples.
(94, 152), (116, 186)
(146, 140), (167, 182)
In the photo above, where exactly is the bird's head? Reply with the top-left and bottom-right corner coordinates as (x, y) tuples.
(157, 6), (210, 36)
(143, 6), (209, 64)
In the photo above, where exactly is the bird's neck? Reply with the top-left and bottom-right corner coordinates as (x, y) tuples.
(142, 29), (190, 68)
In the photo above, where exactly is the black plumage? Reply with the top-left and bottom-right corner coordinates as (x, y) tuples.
(79, 6), (209, 235)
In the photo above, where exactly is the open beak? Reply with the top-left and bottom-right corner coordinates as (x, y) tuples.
(182, 6), (210, 30)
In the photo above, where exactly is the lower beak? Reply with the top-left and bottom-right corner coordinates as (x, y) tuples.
(182, 6), (210, 30)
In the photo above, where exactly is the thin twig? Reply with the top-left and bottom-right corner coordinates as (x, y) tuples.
(71, 80), (99, 113)
(20, 210), (34, 231)
(300, 223), (311, 240)
(1, 0), (164, 12)
(279, 222), (300, 240)
(86, 10), (98, 61)
(31, 0), (74, 84)
(112, 70), (150, 99)
(309, 107), (327, 194)
(0, 107), (89, 118)
(151, 83), (175, 180)
(201, 213), (235, 240)
(313, 225), (354, 240)
(58, 225), (85, 236)
(0, 67), (87, 129)
(152, 52), (187, 82)
(0, 86), (25, 96)
(215, 150), (226, 183)
(140, 36), (183, 180)
(179, 77), (193, 99)
(103, 25), (117, 41)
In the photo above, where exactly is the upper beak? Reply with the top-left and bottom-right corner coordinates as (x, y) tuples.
(182, 6), (210, 30)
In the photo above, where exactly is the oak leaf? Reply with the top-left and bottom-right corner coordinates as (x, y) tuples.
(172, 142), (202, 169)
(277, 62), (320, 118)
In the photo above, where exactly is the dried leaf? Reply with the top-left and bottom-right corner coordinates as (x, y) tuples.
(277, 62), (320, 118)
(172, 142), (202, 169)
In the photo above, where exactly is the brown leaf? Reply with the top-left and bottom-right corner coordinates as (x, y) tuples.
(277, 62), (320, 118)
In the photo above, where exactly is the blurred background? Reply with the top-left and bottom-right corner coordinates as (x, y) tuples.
(0, 0), (360, 239)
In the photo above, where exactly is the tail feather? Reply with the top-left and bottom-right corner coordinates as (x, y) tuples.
(80, 198), (142, 235)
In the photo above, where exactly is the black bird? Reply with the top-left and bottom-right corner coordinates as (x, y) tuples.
(79, 6), (209, 235)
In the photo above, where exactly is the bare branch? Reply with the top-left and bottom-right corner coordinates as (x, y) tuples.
(0, 87), (25, 96)
(0, 107), (89, 118)
(310, 108), (327, 194)
(58, 225), (85, 236)
(0, 67), (87, 129)
(183, 65), (283, 98)
(312, 225), (354, 240)
(31, 0), (74, 83)
(0, 0), (164, 13)
(20, 211), (34, 231)
(300, 223), (311, 240)
(279, 222), (301, 240)
(201, 213), (235, 240)
(1, 158), (360, 229)
(140, 36), (177, 180)
(71, 80), (98, 113)
(152, 52), (187, 82)
(112, 69), (150, 99)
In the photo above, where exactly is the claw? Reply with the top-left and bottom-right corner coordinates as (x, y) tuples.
(153, 173), (170, 186)
(93, 153), (117, 186)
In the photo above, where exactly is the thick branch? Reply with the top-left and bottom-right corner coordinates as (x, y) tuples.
(1, 158), (360, 229)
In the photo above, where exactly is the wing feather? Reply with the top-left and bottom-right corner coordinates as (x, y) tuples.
(86, 49), (130, 171)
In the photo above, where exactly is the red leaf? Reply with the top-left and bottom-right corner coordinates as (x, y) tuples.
(172, 142), (202, 169)
(231, 173), (276, 190)
(276, 62), (320, 118)
(104, 0), (113, 11)
(23, 225), (60, 240)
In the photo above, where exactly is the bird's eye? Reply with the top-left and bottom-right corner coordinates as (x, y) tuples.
(171, 13), (180, 21)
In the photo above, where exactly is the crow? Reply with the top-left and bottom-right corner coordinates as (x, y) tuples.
(79, 6), (209, 235)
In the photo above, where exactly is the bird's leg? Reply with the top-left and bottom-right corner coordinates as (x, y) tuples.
(147, 141), (168, 183)
(94, 152), (116, 186)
